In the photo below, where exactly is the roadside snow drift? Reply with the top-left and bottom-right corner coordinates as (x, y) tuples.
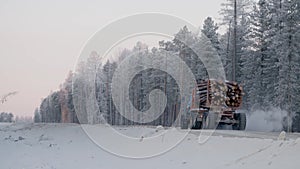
(0, 123), (299, 169)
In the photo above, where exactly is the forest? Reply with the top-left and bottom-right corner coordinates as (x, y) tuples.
(34, 0), (300, 127)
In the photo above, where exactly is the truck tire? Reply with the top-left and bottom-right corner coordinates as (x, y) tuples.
(192, 120), (202, 129)
(232, 113), (246, 130)
(202, 113), (218, 129)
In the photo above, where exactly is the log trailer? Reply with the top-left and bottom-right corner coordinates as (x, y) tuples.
(181, 79), (246, 130)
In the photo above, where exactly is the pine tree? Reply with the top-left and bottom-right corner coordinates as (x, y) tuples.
(220, 0), (254, 83)
(220, 0), (254, 25)
(246, 0), (277, 110)
(275, 0), (300, 115)
(201, 17), (221, 55)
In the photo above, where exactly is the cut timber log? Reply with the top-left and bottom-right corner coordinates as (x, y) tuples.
(192, 79), (243, 108)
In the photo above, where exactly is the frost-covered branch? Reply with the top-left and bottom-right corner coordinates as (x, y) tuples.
(0, 91), (18, 104)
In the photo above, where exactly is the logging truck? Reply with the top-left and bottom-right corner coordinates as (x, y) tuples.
(181, 79), (246, 130)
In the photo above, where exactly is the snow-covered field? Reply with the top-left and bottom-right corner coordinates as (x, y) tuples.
(0, 123), (300, 169)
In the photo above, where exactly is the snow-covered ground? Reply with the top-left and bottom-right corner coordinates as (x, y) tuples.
(0, 123), (300, 169)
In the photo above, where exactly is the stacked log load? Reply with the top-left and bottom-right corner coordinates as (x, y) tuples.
(195, 79), (243, 108)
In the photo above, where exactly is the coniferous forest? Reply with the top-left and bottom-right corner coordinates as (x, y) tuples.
(35, 0), (300, 128)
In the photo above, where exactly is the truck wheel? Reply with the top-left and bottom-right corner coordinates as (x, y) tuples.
(232, 113), (246, 130)
(192, 120), (202, 129)
(202, 113), (218, 129)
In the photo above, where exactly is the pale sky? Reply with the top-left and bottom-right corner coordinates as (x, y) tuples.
(0, 0), (224, 117)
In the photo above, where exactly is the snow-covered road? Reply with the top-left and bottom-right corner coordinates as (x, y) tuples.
(0, 123), (299, 169)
